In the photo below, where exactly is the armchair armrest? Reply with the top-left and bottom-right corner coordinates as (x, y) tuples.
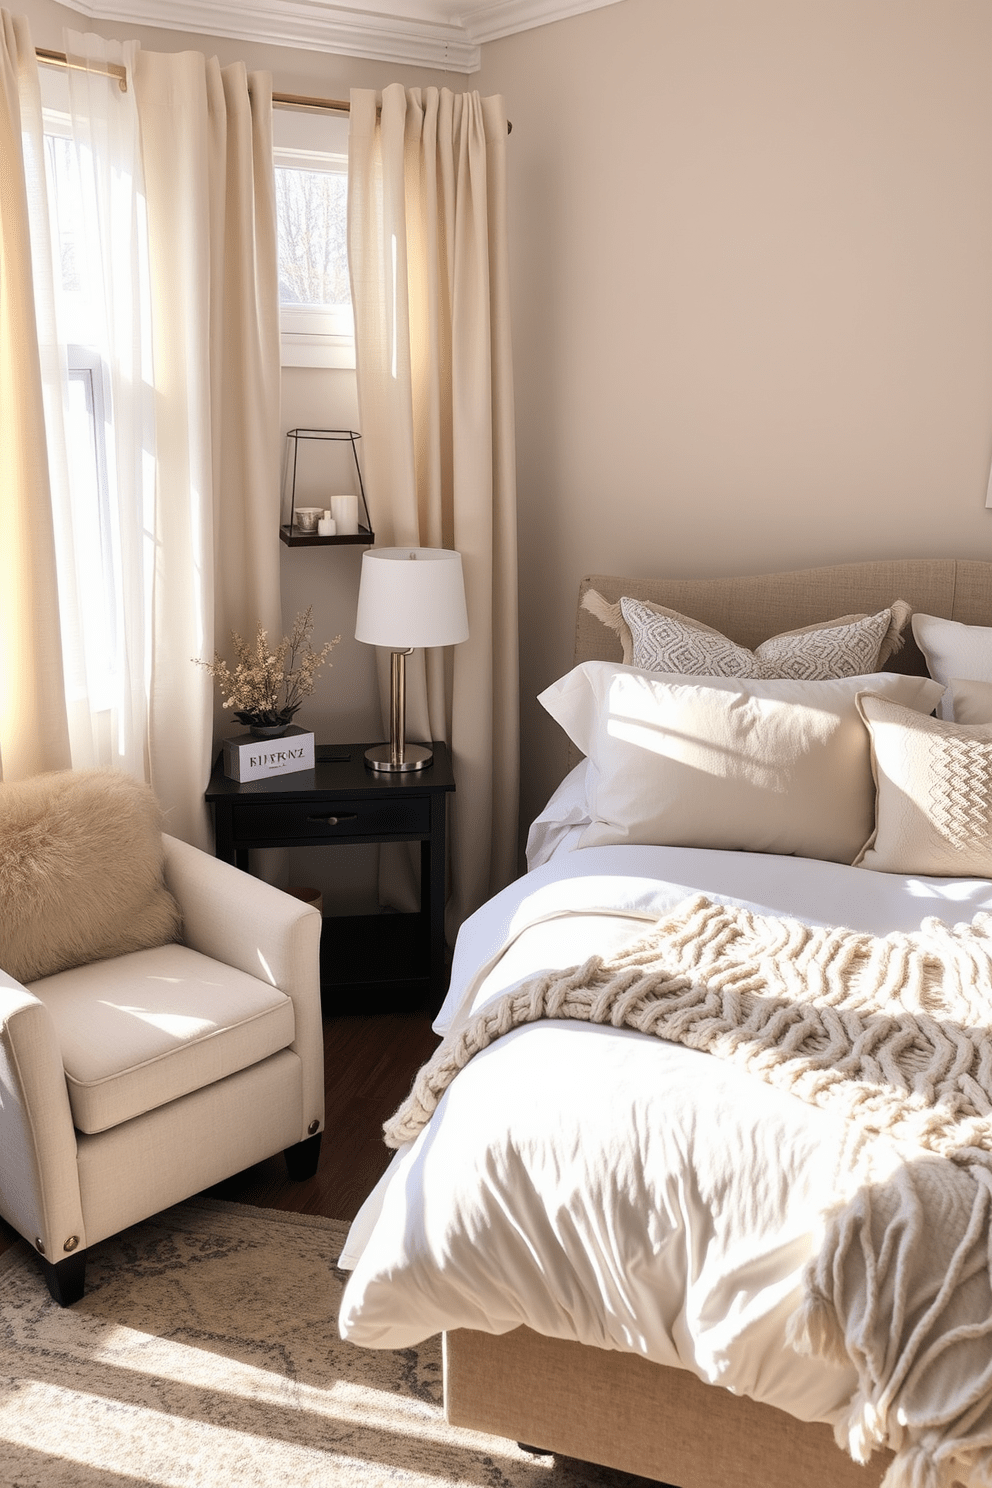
(161, 836), (324, 1139)
(0, 972), (85, 1259)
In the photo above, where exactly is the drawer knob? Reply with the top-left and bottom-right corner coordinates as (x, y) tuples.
(307, 813), (358, 826)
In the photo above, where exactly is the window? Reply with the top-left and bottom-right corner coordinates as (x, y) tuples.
(38, 63), (155, 774)
(273, 108), (353, 369)
(63, 349), (118, 709)
(42, 88), (126, 712)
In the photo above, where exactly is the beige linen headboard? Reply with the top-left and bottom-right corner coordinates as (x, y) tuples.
(567, 557), (992, 772)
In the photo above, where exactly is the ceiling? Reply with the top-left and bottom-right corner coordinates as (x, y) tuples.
(55, 0), (626, 71)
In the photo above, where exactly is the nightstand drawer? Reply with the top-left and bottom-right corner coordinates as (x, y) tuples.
(232, 796), (431, 843)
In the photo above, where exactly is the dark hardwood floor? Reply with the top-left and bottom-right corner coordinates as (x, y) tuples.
(206, 1010), (440, 1220)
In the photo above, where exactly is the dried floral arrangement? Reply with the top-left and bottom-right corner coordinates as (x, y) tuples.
(195, 607), (340, 731)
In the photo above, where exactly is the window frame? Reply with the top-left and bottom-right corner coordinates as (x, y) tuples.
(273, 138), (354, 370)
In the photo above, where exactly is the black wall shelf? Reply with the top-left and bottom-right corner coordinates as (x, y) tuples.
(281, 428), (374, 547)
(279, 524), (374, 548)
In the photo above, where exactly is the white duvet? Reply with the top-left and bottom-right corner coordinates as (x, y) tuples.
(338, 825), (992, 1432)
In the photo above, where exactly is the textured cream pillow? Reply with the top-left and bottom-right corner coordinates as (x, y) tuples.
(582, 590), (911, 678)
(912, 613), (992, 720)
(0, 769), (182, 984)
(538, 663), (943, 863)
(855, 692), (992, 875)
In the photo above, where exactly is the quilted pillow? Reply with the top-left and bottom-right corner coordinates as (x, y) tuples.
(855, 692), (992, 876)
(582, 591), (910, 680)
(0, 769), (181, 984)
(538, 662), (942, 863)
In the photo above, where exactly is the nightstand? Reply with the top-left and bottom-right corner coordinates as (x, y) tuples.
(205, 742), (455, 1012)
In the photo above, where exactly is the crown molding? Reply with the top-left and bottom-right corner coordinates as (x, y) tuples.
(56, 0), (482, 71)
(53, 0), (624, 72)
(458, 0), (624, 45)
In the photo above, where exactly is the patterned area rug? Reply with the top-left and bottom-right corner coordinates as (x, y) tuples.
(0, 1198), (656, 1488)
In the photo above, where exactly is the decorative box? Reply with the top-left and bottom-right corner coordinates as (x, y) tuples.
(222, 726), (315, 783)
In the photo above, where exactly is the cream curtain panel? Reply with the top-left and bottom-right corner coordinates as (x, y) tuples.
(132, 51), (281, 848)
(0, 19), (280, 846)
(0, 12), (70, 779)
(348, 84), (519, 929)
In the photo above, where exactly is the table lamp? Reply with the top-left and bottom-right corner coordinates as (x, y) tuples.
(355, 547), (469, 772)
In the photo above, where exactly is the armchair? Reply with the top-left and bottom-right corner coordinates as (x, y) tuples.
(0, 782), (324, 1307)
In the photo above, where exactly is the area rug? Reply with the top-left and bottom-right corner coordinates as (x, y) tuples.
(0, 1198), (654, 1488)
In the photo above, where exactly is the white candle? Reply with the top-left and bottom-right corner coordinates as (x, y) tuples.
(330, 494), (359, 535)
(317, 512), (336, 537)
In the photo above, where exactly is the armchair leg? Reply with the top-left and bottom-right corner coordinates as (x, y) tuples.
(284, 1131), (322, 1180)
(40, 1249), (87, 1307)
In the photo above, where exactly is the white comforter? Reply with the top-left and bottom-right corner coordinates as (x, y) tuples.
(338, 839), (992, 1431)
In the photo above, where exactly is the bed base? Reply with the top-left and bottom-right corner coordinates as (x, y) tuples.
(444, 1327), (891, 1488)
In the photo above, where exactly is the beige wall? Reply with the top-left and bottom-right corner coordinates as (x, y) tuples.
(20, 0), (992, 865)
(477, 0), (992, 830)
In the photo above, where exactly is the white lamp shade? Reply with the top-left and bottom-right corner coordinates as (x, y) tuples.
(355, 547), (469, 649)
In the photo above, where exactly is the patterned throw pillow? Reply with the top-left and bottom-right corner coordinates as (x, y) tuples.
(582, 590), (909, 680)
(855, 692), (992, 875)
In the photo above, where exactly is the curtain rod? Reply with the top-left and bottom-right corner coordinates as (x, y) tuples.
(275, 90), (512, 132)
(36, 46), (128, 89)
(36, 55), (511, 131)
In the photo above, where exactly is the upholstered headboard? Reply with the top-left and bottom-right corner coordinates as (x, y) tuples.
(566, 558), (992, 772)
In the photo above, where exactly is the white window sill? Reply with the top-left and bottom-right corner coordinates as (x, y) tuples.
(281, 331), (355, 370)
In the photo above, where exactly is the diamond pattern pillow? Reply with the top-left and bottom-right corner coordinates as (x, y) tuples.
(855, 691), (992, 875)
(582, 590), (909, 680)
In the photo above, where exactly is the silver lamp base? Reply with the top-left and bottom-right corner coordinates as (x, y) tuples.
(364, 650), (435, 771)
(365, 742), (434, 773)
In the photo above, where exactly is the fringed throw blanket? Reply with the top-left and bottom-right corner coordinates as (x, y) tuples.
(386, 895), (992, 1488)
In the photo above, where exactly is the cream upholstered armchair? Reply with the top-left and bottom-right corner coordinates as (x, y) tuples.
(0, 770), (324, 1306)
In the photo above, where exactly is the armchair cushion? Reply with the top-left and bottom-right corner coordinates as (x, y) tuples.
(29, 944), (296, 1134)
(0, 769), (181, 983)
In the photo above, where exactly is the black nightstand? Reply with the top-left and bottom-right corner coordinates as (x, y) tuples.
(205, 743), (455, 1012)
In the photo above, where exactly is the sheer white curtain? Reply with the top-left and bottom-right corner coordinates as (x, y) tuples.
(39, 33), (153, 780)
(0, 11), (70, 779)
(348, 83), (519, 930)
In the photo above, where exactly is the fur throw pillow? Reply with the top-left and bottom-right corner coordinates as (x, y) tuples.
(0, 769), (182, 984)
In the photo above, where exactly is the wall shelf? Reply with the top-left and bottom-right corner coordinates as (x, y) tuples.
(281, 428), (374, 547)
(279, 524), (374, 547)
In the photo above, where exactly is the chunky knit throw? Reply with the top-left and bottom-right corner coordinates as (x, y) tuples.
(386, 895), (992, 1488)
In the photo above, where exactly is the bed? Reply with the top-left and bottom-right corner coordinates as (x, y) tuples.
(339, 558), (992, 1488)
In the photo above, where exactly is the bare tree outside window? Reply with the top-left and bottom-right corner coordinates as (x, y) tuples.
(275, 166), (349, 308)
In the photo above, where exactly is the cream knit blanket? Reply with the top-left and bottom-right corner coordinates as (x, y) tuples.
(385, 895), (992, 1488)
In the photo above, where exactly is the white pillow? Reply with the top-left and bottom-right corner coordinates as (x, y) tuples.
(855, 691), (992, 875)
(525, 761), (592, 870)
(912, 613), (992, 720)
(949, 676), (992, 726)
(538, 662), (943, 864)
